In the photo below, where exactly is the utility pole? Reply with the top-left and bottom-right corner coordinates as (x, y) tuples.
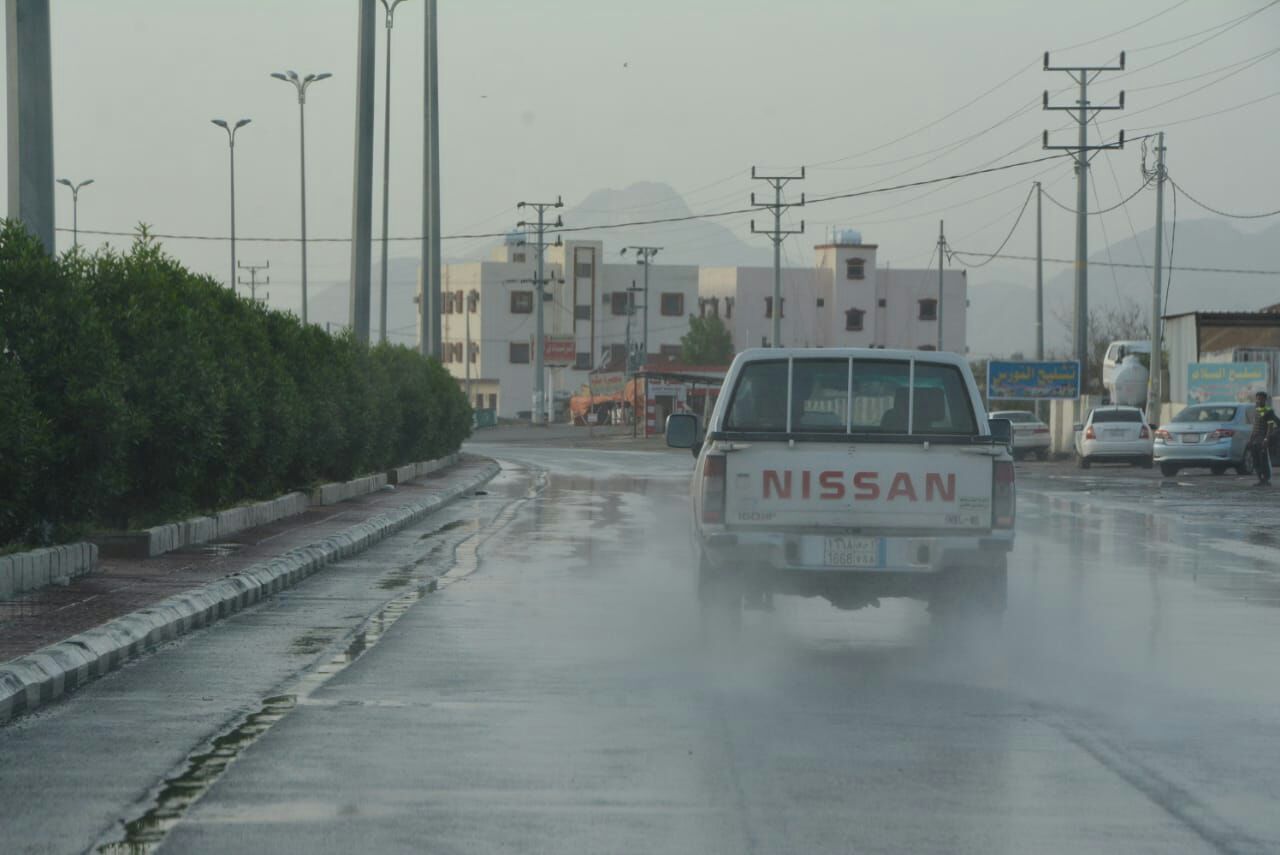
(1035, 180), (1046, 422)
(421, 0), (442, 359)
(237, 260), (269, 302)
(936, 220), (946, 350)
(464, 288), (478, 405)
(1147, 132), (1167, 424)
(1043, 51), (1126, 394)
(626, 280), (644, 438)
(6, 0), (55, 253)
(750, 167), (805, 348)
(515, 197), (563, 424)
(621, 246), (661, 365)
(349, 0), (376, 344)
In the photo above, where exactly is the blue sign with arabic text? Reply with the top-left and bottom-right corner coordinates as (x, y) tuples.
(987, 360), (1081, 400)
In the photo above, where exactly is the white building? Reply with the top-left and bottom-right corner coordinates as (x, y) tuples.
(437, 230), (966, 418)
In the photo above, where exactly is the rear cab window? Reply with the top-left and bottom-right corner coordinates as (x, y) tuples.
(723, 356), (978, 437)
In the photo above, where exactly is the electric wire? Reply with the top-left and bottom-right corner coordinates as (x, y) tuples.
(1127, 89), (1280, 131)
(1168, 178), (1280, 219)
(1040, 176), (1152, 216)
(945, 183), (1036, 268)
(945, 251), (1279, 278)
(1089, 164), (1126, 304)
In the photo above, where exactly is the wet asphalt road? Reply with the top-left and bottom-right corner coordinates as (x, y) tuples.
(5, 446), (1280, 854)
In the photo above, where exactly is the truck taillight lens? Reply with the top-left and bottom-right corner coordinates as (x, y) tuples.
(1085, 426), (1096, 440)
(701, 454), (727, 524)
(993, 460), (1015, 529)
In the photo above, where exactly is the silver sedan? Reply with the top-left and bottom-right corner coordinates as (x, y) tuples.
(988, 410), (1051, 460)
(1154, 403), (1255, 477)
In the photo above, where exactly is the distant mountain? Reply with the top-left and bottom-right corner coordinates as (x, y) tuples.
(560, 181), (772, 267)
(967, 218), (1280, 358)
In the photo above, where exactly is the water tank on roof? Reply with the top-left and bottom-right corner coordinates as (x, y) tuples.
(835, 228), (863, 246)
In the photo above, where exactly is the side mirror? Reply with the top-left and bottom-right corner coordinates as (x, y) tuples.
(666, 412), (700, 454)
(988, 417), (1013, 448)
(1072, 422), (1084, 432)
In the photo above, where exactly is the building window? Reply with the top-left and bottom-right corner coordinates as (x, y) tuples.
(574, 352), (591, 370)
(510, 291), (533, 314)
(468, 291), (478, 313)
(765, 297), (785, 319)
(575, 261), (593, 279)
(575, 305), (591, 321)
(846, 257), (865, 280)
(509, 342), (530, 364)
(487, 393), (497, 410)
(878, 297), (887, 308)
(512, 252), (526, 263)
(660, 344), (682, 360)
(845, 308), (865, 331)
(660, 292), (684, 317)
(475, 393), (484, 408)
(611, 292), (631, 316)
(918, 298), (938, 321)
(816, 298), (825, 308)
(608, 343), (626, 367)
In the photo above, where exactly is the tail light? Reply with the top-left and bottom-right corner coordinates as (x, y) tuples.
(1085, 425), (1096, 440)
(993, 460), (1015, 529)
(1155, 429), (1171, 441)
(1033, 427), (1049, 435)
(700, 454), (727, 525)
(1139, 426), (1150, 439)
(1207, 429), (1234, 440)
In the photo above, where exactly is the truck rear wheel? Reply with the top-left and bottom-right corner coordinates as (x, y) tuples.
(930, 554), (1007, 622)
(698, 553), (741, 638)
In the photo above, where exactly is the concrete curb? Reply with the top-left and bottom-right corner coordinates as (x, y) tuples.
(0, 458), (499, 726)
(0, 543), (98, 597)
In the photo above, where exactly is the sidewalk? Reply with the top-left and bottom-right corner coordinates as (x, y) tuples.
(0, 455), (496, 665)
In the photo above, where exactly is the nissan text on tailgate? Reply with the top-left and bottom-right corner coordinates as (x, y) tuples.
(666, 348), (1015, 624)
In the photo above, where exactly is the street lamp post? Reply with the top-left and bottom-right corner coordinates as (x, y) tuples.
(211, 118), (251, 291)
(271, 70), (331, 325)
(55, 177), (94, 249)
(378, 0), (409, 343)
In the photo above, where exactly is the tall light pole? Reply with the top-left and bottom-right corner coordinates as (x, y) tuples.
(211, 118), (251, 291)
(55, 178), (94, 249)
(378, 0), (409, 343)
(271, 70), (331, 325)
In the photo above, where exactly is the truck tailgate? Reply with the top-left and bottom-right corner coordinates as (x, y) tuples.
(724, 443), (994, 532)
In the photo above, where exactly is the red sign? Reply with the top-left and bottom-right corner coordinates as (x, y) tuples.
(540, 335), (576, 366)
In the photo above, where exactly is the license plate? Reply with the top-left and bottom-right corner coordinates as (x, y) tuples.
(1103, 429), (1127, 439)
(1182, 434), (1201, 444)
(824, 536), (882, 568)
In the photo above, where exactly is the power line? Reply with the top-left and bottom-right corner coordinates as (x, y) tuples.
(1041, 176), (1152, 216)
(946, 250), (1280, 277)
(945, 183), (1036, 268)
(1100, 46), (1280, 125)
(1168, 178), (1280, 219)
(1127, 89), (1280, 131)
(1127, 46), (1280, 92)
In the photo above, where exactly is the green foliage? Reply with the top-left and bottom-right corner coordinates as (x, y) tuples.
(0, 221), (471, 546)
(680, 313), (735, 365)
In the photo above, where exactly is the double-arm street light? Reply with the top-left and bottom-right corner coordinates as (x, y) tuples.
(378, 0), (409, 342)
(270, 70), (332, 324)
(211, 118), (251, 291)
(55, 177), (94, 249)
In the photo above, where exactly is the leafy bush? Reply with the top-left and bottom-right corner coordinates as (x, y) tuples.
(0, 223), (471, 546)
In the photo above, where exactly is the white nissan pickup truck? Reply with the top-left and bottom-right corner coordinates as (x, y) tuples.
(666, 348), (1016, 623)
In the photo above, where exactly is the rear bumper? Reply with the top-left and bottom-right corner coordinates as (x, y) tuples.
(1078, 439), (1153, 459)
(700, 529), (1013, 576)
(1154, 439), (1237, 464)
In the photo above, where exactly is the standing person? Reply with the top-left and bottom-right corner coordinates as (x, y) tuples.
(1248, 391), (1280, 486)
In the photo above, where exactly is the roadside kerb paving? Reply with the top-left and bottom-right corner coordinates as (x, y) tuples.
(0, 456), (498, 726)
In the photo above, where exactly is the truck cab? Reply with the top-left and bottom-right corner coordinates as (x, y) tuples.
(667, 348), (1015, 622)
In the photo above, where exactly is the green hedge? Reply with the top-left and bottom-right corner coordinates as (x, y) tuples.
(0, 222), (470, 546)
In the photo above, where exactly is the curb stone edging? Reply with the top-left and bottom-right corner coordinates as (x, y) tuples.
(0, 544), (98, 598)
(0, 458), (499, 726)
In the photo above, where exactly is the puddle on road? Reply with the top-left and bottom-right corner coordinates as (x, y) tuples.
(188, 542), (242, 558)
(288, 629), (342, 656)
(95, 466), (546, 855)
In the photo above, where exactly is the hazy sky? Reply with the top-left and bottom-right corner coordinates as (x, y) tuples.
(3, 0), (1278, 330)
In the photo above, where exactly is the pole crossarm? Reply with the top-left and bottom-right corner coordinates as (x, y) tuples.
(751, 167), (806, 348)
(514, 197), (564, 424)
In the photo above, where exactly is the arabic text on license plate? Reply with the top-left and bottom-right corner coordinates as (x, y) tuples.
(1182, 434), (1201, 444)
(1104, 429), (1127, 439)
(824, 536), (882, 568)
